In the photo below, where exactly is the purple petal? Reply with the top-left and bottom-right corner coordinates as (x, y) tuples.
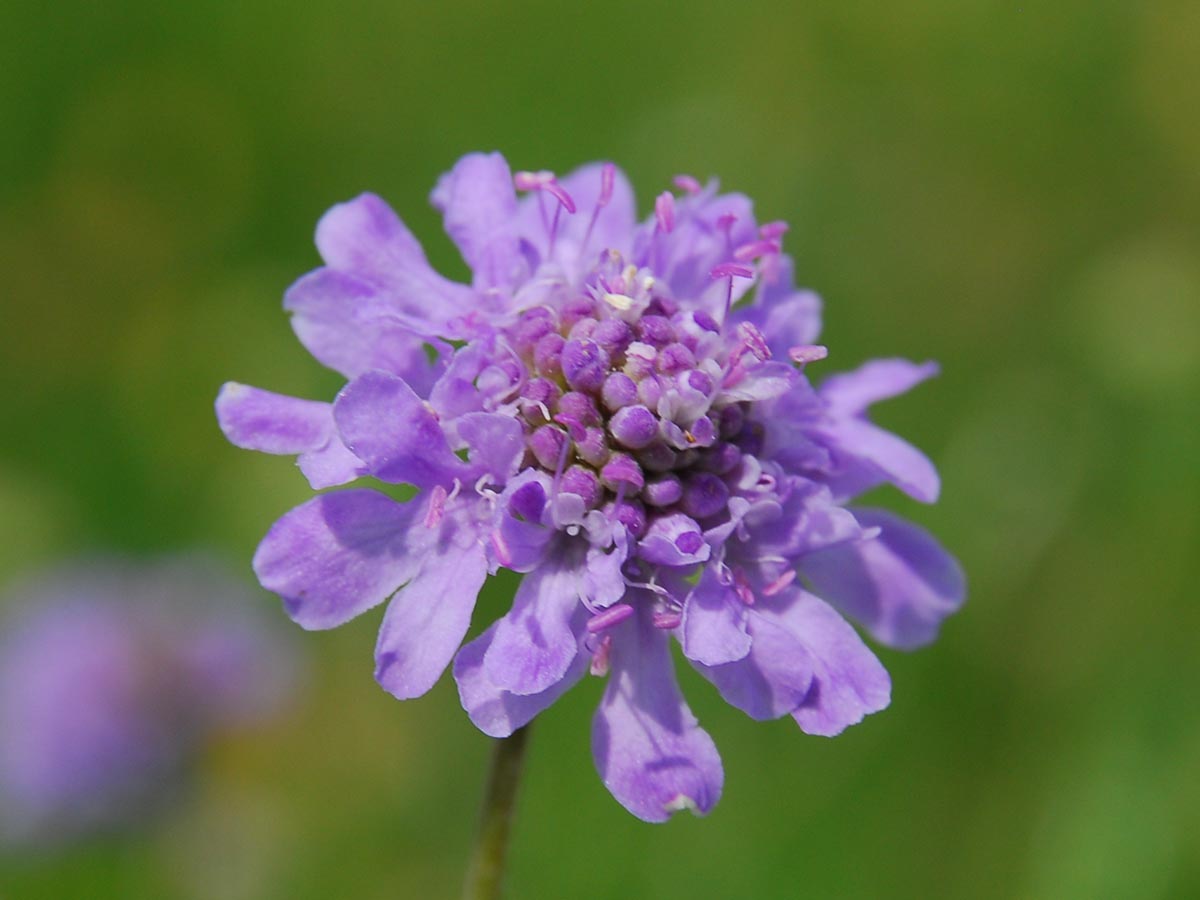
(690, 599), (816, 721)
(453, 612), (589, 737)
(295, 438), (367, 490)
(333, 370), (471, 488)
(216, 383), (329, 454)
(252, 490), (422, 630)
(456, 412), (526, 482)
(816, 418), (941, 503)
(483, 558), (584, 695)
(819, 358), (939, 418)
(592, 608), (723, 822)
(216, 382), (365, 490)
(801, 507), (965, 649)
(581, 537), (629, 609)
(430, 152), (524, 291)
(374, 530), (488, 700)
(782, 588), (891, 736)
(680, 566), (751, 666)
(720, 361), (797, 403)
(284, 269), (447, 393)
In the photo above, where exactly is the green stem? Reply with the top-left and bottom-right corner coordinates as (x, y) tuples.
(461, 725), (531, 900)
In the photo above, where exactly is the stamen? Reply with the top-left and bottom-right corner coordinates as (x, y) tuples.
(711, 263), (754, 280)
(581, 162), (617, 256)
(761, 569), (796, 597)
(654, 191), (675, 233)
(733, 239), (780, 262)
(788, 344), (829, 367)
(424, 484), (448, 528)
(652, 610), (682, 629)
(759, 220), (789, 239)
(673, 174), (702, 194)
(586, 602), (635, 633)
(711, 263), (754, 320)
(589, 634), (613, 676)
(490, 530), (513, 567)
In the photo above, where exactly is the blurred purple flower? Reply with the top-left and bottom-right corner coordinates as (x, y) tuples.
(0, 558), (296, 845)
(217, 153), (964, 821)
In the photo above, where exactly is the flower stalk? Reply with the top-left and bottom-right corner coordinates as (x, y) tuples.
(462, 725), (531, 900)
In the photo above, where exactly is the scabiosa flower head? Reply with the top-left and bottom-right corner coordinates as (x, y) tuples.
(0, 558), (296, 845)
(217, 153), (965, 822)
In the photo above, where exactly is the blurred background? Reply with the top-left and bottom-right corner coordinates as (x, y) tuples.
(1, 0), (1197, 897)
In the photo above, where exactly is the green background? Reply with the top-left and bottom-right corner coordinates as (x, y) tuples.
(2, 1), (1197, 897)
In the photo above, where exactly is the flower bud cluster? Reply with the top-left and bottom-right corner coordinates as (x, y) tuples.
(506, 264), (765, 538)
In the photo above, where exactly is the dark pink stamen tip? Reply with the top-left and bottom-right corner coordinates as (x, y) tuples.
(711, 262), (754, 280)
(733, 239), (781, 262)
(673, 174), (702, 194)
(587, 602), (635, 633)
(655, 191), (675, 232)
(653, 610), (682, 630)
(544, 180), (576, 214)
(761, 569), (797, 597)
(717, 212), (738, 232)
(788, 344), (829, 365)
(599, 163), (615, 206)
(424, 484), (448, 528)
(760, 220), (790, 239)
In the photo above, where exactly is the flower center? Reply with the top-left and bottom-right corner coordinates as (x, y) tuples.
(505, 263), (765, 537)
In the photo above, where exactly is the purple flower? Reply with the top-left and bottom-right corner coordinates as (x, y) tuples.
(217, 153), (964, 822)
(0, 558), (296, 845)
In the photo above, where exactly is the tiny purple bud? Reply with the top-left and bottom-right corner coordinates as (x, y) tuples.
(530, 425), (568, 470)
(657, 342), (697, 375)
(562, 339), (610, 393)
(688, 415), (717, 447)
(561, 465), (601, 508)
(637, 375), (663, 409)
(560, 297), (596, 329)
(637, 442), (677, 473)
(642, 475), (683, 507)
(699, 441), (741, 475)
(683, 369), (714, 397)
(576, 426), (610, 467)
(680, 472), (730, 519)
(567, 316), (598, 341)
(623, 341), (657, 380)
(557, 391), (601, 427)
(510, 309), (556, 353)
(534, 332), (566, 377)
(606, 497), (647, 537)
(637, 316), (674, 347)
(609, 405), (659, 449)
(600, 454), (645, 492)
(592, 318), (632, 355)
(601, 372), (638, 411)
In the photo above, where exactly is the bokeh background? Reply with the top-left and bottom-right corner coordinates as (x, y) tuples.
(2, 1), (1197, 897)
